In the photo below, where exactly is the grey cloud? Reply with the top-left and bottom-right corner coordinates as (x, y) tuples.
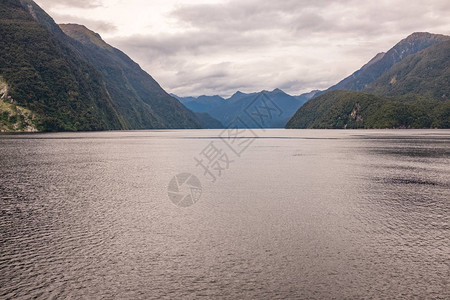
(159, 0), (450, 96)
(171, 0), (360, 34)
(172, 0), (449, 38)
(111, 29), (276, 59)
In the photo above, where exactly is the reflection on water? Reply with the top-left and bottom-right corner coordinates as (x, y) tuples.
(0, 130), (449, 299)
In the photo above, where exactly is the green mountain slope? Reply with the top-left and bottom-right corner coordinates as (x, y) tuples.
(0, 0), (125, 131)
(285, 90), (449, 129)
(364, 41), (450, 100)
(59, 24), (201, 129)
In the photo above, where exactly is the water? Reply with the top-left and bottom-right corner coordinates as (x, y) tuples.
(0, 129), (449, 299)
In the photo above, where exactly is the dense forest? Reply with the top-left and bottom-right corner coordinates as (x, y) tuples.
(286, 90), (449, 129)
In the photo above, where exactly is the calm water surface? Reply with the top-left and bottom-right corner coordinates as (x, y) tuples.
(0, 130), (449, 299)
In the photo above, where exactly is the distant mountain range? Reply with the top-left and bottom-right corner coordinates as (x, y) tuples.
(287, 32), (450, 129)
(174, 89), (318, 128)
(0, 0), (203, 132)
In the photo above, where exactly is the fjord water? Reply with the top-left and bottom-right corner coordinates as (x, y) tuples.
(0, 130), (448, 299)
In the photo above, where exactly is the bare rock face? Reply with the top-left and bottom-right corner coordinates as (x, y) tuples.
(0, 78), (38, 132)
(0, 80), (7, 100)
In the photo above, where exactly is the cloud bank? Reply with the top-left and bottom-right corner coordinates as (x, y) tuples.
(35, 0), (450, 97)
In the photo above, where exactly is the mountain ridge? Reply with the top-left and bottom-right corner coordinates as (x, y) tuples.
(286, 35), (450, 129)
(364, 40), (450, 100)
(59, 23), (202, 129)
(177, 88), (315, 128)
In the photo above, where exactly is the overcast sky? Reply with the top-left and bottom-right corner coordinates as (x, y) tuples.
(34, 0), (450, 97)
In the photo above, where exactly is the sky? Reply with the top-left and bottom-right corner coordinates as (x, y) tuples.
(34, 0), (450, 97)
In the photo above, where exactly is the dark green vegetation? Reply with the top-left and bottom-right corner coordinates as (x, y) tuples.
(285, 91), (449, 129)
(287, 33), (450, 129)
(0, 0), (201, 131)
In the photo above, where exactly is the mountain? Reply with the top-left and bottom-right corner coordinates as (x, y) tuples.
(364, 40), (450, 100)
(178, 88), (311, 128)
(293, 90), (321, 103)
(176, 94), (227, 113)
(171, 94), (225, 128)
(59, 24), (200, 129)
(0, 0), (201, 131)
(286, 36), (450, 129)
(172, 94), (197, 104)
(324, 32), (450, 93)
(228, 91), (257, 102)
